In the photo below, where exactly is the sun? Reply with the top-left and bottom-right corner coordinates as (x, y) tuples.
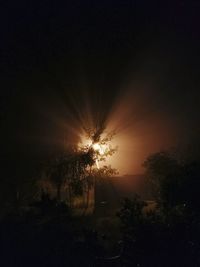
(78, 129), (117, 170)
(78, 134), (108, 169)
(92, 142), (106, 155)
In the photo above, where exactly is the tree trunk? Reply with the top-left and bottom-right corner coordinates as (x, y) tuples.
(68, 185), (72, 207)
(56, 184), (62, 202)
(86, 184), (90, 209)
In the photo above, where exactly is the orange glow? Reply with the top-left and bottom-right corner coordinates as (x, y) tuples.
(45, 78), (180, 175)
(78, 132), (115, 169)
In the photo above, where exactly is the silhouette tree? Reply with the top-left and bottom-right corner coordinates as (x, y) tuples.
(144, 151), (200, 212)
(43, 149), (95, 203)
(143, 151), (179, 203)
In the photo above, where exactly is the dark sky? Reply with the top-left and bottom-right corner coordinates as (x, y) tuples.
(1, 1), (200, 173)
